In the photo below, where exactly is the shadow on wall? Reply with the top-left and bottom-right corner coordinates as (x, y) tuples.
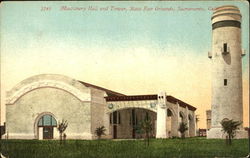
(0, 122), (6, 139)
(223, 54), (231, 65)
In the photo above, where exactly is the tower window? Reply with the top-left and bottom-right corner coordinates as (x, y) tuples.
(224, 79), (227, 86)
(223, 43), (227, 52)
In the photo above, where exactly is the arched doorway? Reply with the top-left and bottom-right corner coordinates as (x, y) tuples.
(109, 111), (121, 139)
(37, 114), (57, 139)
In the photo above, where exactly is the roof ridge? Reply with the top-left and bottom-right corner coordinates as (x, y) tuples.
(78, 80), (126, 97)
(167, 95), (196, 111)
(105, 94), (196, 111)
(107, 94), (157, 97)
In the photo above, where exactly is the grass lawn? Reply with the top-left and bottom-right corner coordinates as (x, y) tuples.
(0, 137), (249, 158)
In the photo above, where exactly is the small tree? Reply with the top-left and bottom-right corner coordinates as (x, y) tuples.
(220, 119), (242, 145)
(135, 124), (143, 139)
(95, 126), (106, 140)
(178, 122), (188, 139)
(137, 116), (153, 146)
(57, 119), (68, 145)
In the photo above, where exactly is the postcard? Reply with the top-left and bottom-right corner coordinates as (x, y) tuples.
(0, 1), (249, 157)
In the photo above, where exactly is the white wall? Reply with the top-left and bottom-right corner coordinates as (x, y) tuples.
(6, 87), (92, 139)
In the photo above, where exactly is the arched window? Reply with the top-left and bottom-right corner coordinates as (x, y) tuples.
(167, 109), (173, 117)
(188, 114), (193, 121)
(179, 112), (185, 122)
(38, 115), (57, 127)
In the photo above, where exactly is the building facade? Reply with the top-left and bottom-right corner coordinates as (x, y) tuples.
(5, 74), (196, 140)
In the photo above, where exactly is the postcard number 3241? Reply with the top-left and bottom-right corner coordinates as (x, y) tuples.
(41, 7), (51, 11)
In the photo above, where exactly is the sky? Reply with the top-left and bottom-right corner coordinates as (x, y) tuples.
(0, 1), (249, 128)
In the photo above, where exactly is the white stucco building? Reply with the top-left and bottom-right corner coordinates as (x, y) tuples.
(207, 5), (247, 138)
(4, 74), (196, 140)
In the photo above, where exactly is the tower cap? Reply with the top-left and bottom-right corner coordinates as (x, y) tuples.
(211, 5), (241, 24)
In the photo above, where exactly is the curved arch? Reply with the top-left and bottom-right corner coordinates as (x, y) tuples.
(106, 106), (157, 114)
(166, 108), (175, 138)
(222, 118), (229, 122)
(167, 107), (176, 117)
(6, 74), (91, 105)
(188, 114), (193, 121)
(38, 114), (57, 127)
(167, 109), (173, 117)
(108, 107), (157, 139)
(34, 112), (58, 139)
(179, 111), (186, 123)
(179, 111), (185, 118)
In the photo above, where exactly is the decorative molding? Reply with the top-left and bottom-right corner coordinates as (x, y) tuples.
(6, 80), (90, 105)
(106, 100), (157, 113)
(212, 20), (241, 30)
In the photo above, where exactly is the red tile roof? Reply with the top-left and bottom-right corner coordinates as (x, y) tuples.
(105, 94), (158, 101)
(78, 81), (125, 97)
(78, 80), (196, 111)
(166, 96), (197, 111)
(105, 95), (196, 111)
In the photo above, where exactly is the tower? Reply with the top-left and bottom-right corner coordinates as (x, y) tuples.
(207, 5), (247, 138)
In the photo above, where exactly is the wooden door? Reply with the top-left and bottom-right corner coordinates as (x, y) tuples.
(43, 127), (53, 139)
(113, 125), (117, 139)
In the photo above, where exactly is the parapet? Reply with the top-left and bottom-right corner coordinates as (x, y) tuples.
(211, 5), (241, 30)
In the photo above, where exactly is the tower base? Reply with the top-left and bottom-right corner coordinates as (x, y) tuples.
(207, 127), (248, 139)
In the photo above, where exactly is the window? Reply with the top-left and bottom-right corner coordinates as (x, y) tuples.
(222, 43), (230, 55)
(132, 109), (136, 125)
(110, 111), (121, 125)
(38, 118), (43, 126)
(118, 112), (121, 124)
(224, 79), (227, 86)
(113, 111), (117, 124)
(188, 114), (193, 121)
(38, 115), (57, 127)
(167, 109), (172, 117)
(223, 43), (227, 52)
(43, 115), (52, 126)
